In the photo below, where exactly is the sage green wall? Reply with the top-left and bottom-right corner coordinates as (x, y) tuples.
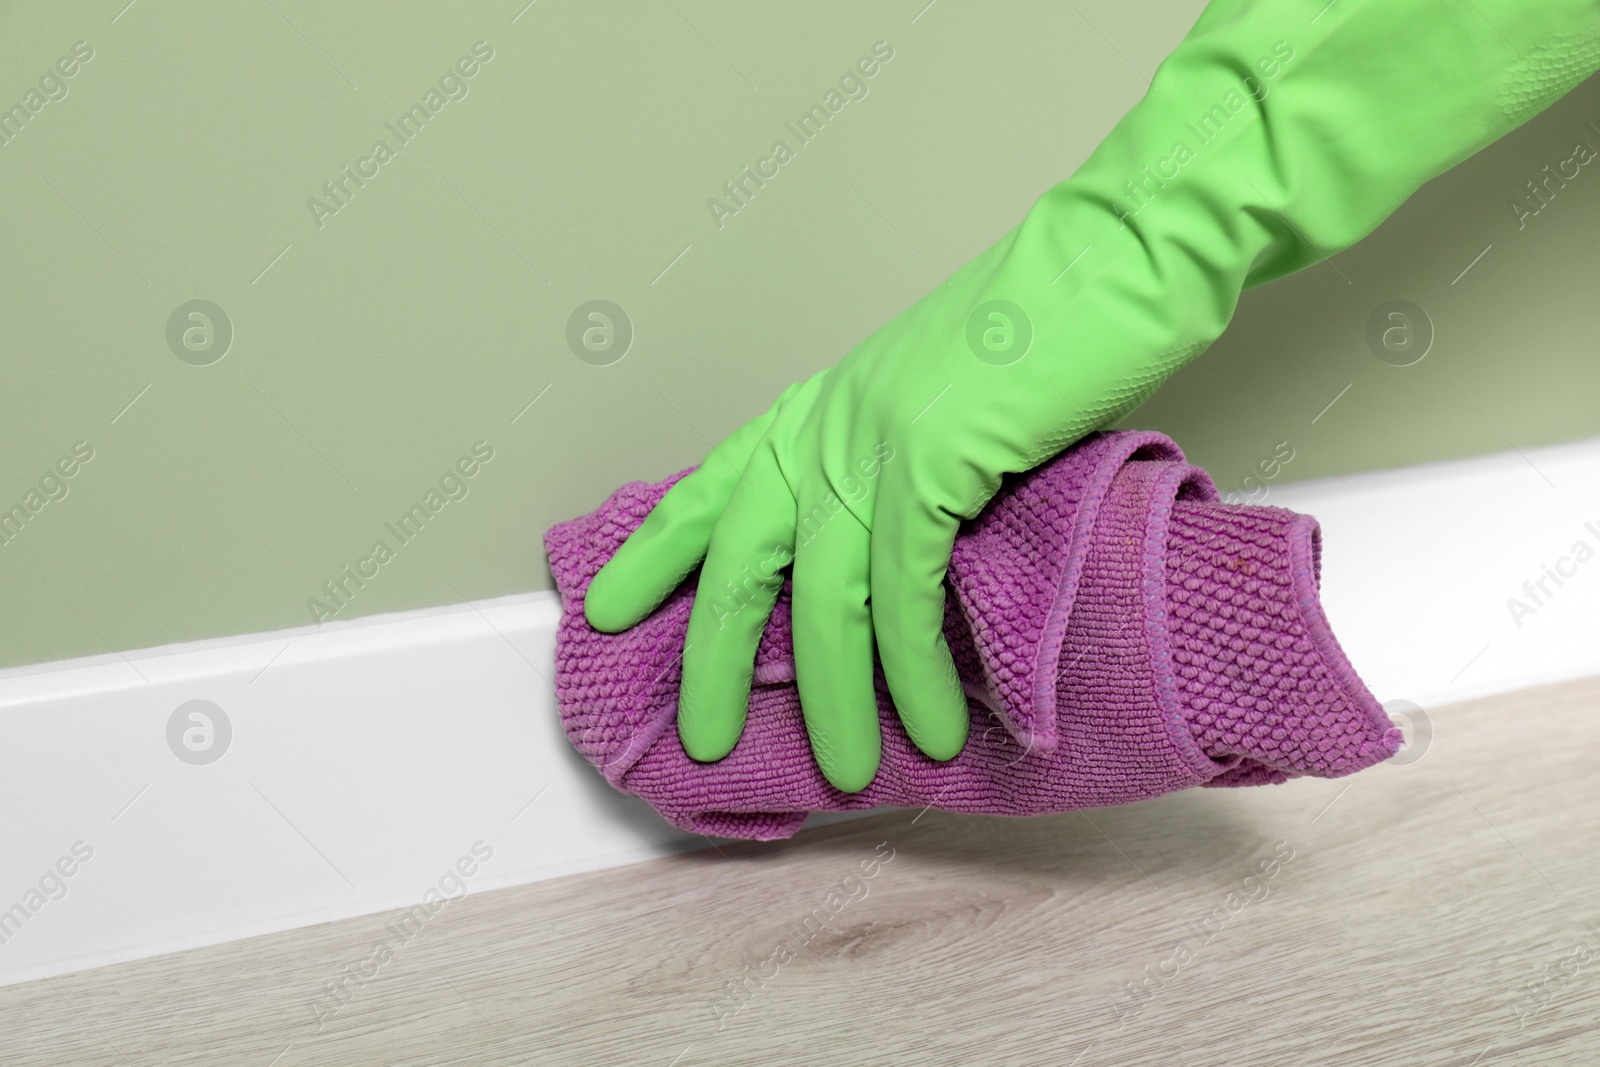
(2, 1), (1597, 669)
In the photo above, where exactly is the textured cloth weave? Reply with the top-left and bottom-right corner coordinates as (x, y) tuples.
(544, 429), (1402, 840)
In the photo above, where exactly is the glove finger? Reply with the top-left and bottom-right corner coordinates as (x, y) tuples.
(677, 444), (797, 762)
(584, 387), (788, 634)
(869, 476), (970, 761)
(791, 476), (880, 793)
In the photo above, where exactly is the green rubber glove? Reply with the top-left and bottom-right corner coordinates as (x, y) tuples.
(586, 0), (1600, 792)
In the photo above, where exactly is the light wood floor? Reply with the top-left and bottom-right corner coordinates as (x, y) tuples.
(4, 675), (1599, 1066)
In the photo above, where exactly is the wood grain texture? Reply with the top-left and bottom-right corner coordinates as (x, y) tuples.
(3, 674), (1599, 1066)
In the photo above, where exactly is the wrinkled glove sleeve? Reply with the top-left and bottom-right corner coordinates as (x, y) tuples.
(885, 0), (1600, 507)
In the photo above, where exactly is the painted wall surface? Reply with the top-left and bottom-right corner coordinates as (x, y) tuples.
(1, 1), (1596, 669)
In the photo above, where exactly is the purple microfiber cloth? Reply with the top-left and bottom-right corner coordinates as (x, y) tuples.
(544, 429), (1403, 841)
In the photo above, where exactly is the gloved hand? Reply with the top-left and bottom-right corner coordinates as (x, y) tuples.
(585, 0), (1600, 792)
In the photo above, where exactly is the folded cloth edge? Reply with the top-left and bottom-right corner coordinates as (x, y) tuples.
(1023, 429), (1187, 755)
(1280, 508), (1405, 772)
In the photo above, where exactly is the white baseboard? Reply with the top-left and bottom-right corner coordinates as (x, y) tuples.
(2, 436), (1599, 988)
